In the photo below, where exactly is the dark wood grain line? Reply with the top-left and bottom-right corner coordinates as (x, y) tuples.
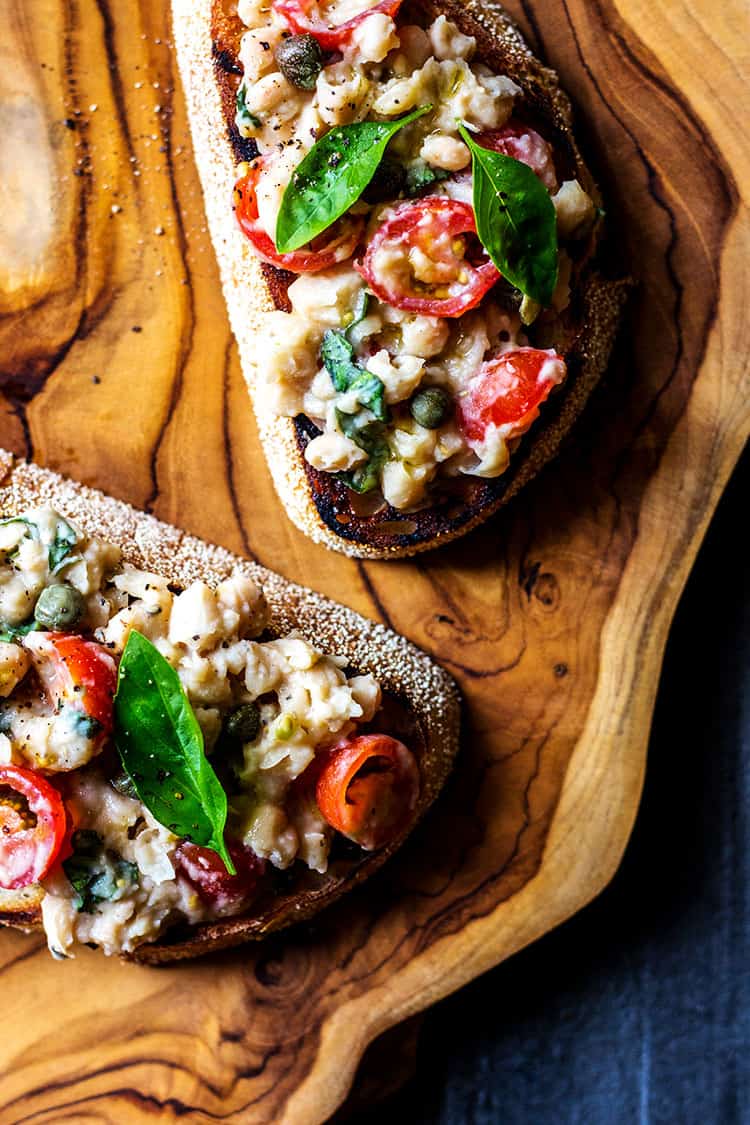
(356, 562), (392, 628)
(141, 17), (197, 514)
(221, 334), (258, 561)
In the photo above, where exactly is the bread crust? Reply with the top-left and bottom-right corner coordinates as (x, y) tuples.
(0, 451), (459, 962)
(172, 0), (629, 559)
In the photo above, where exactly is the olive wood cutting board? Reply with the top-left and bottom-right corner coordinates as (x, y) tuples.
(0, 0), (747, 1121)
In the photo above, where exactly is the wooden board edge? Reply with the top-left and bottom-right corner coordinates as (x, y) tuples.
(280, 204), (750, 1124)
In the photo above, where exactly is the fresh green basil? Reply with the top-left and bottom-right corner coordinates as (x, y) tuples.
(458, 123), (558, 306)
(344, 289), (369, 334)
(0, 516), (39, 539)
(405, 160), (450, 196)
(63, 830), (138, 913)
(321, 331), (387, 421)
(48, 517), (78, 572)
(336, 409), (390, 494)
(0, 514), (78, 573)
(236, 81), (261, 131)
(276, 105), (432, 253)
(0, 619), (40, 644)
(114, 631), (236, 874)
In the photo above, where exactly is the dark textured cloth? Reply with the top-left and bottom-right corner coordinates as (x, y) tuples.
(363, 448), (749, 1125)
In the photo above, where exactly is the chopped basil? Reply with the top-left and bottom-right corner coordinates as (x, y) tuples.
(276, 105), (432, 253)
(63, 831), (138, 913)
(113, 631), (235, 874)
(48, 517), (79, 573)
(336, 409), (391, 494)
(458, 122), (558, 306)
(405, 160), (450, 196)
(65, 707), (102, 741)
(236, 82), (261, 132)
(0, 619), (40, 644)
(344, 289), (369, 335)
(0, 513), (78, 573)
(321, 331), (387, 421)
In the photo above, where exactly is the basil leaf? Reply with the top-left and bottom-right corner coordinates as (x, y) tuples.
(336, 409), (390, 493)
(276, 105), (432, 253)
(0, 619), (40, 643)
(405, 160), (449, 196)
(114, 631), (236, 874)
(48, 517), (78, 572)
(321, 330), (387, 421)
(235, 81), (261, 131)
(458, 123), (558, 306)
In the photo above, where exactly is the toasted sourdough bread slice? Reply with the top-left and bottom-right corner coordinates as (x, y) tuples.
(0, 451), (459, 963)
(172, 0), (630, 559)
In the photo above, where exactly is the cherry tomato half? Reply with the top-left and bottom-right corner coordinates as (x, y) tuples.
(176, 839), (266, 915)
(0, 765), (68, 889)
(474, 122), (558, 191)
(315, 733), (420, 851)
(24, 632), (117, 740)
(457, 347), (566, 442)
(273, 0), (403, 50)
(234, 160), (364, 273)
(357, 198), (500, 317)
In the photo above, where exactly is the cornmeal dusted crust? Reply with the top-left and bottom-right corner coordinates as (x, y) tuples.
(172, 0), (630, 558)
(0, 452), (460, 962)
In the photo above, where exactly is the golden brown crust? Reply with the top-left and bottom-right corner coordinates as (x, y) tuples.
(0, 452), (460, 962)
(173, 0), (629, 558)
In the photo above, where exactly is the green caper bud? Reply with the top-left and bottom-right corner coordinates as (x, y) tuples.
(362, 157), (407, 204)
(223, 702), (261, 745)
(34, 583), (85, 630)
(410, 386), (452, 430)
(275, 34), (324, 90)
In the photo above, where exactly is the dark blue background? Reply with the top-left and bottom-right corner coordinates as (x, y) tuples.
(361, 449), (749, 1125)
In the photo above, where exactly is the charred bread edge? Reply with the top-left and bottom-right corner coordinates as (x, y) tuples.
(172, 0), (630, 559)
(0, 450), (460, 963)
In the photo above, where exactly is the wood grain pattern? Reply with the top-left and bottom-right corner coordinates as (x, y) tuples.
(0, 0), (747, 1121)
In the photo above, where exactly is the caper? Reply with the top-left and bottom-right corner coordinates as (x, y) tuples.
(275, 34), (323, 90)
(223, 702), (261, 745)
(34, 583), (85, 630)
(362, 156), (407, 204)
(410, 386), (452, 430)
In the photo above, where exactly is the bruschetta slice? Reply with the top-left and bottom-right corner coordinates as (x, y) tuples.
(0, 452), (459, 963)
(172, 0), (629, 558)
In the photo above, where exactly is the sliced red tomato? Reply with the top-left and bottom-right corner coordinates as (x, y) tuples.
(273, 0), (403, 49)
(457, 347), (566, 442)
(315, 733), (419, 851)
(24, 632), (117, 740)
(357, 198), (500, 317)
(0, 765), (68, 889)
(234, 160), (364, 273)
(474, 122), (558, 191)
(176, 839), (266, 914)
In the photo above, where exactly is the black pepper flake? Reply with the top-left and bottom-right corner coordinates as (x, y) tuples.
(64, 117), (77, 130)
(131, 325), (143, 333)
(91, 375), (101, 385)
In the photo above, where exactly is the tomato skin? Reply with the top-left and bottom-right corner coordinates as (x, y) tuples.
(474, 123), (558, 191)
(234, 161), (364, 272)
(457, 347), (566, 442)
(176, 839), (266, 914)
(315, 733), (420, 851)
(357, 198), (500, 317)
(0, 765), (68, 889)
(24, 632), (117, 740)
(273, 0), (403, 49)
